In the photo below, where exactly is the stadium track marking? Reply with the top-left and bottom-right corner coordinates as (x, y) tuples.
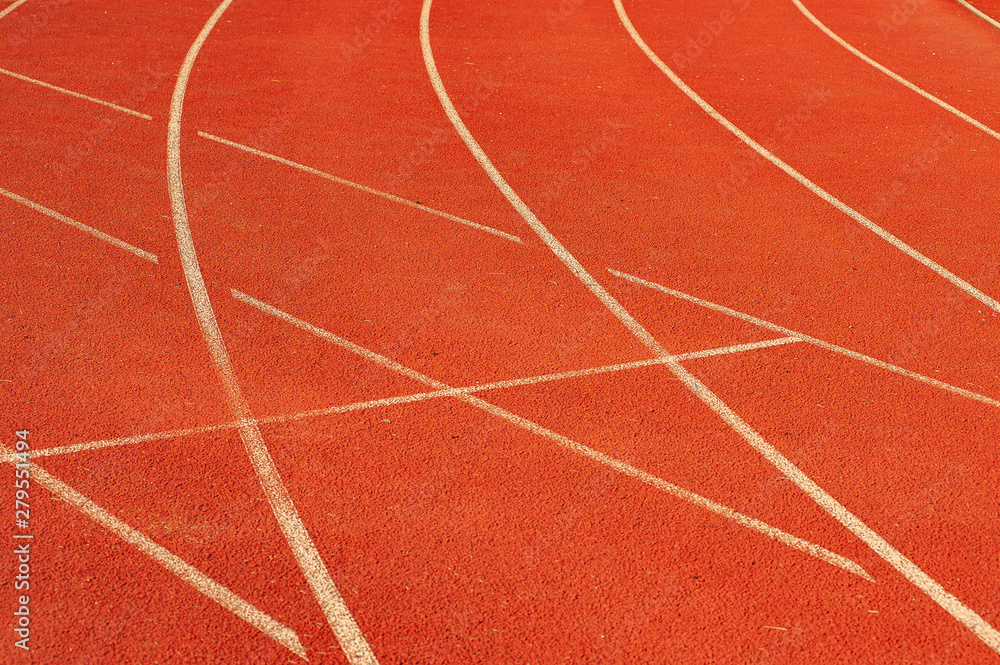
(199, 132), (523, 243)
(0, 444), (306, 657)
(167, 1), (376, 662)
(28, 338), (799, 458)
(792, 0), (1000, 141)
(608, 269), (1000, 408)
(0, 67), (153, 120)
(612, 0), (1000, 317)
(956, 0), (1000, 30)
(1, 186), (158, 262)
(231, 288), (873, 580)
(0, 0), (29, 20)
(30, 280), (1000, 463)
(425, 0), (1000, 651)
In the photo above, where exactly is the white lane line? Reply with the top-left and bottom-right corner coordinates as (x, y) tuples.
(232, 288), (872, 580)
(31, 333), (798, 459)
(1, 445), (305, 657)
(30, 422), (237, 459)
(792, 0), (1000, 142)
(461, 357), (671, 391)
(32, 338), (785, 459)
(0, 67), (152, 120)
(198, 131), (523, 244)
(956, 0), (1000, 30)
(612, 0), (1000, 316)
(0, 0), (30, 20)
(428, 0), (1000, 651)
(673, 336), (801, 361)
(609, 268), (1000, 409)
(167, 3), (377, 663)
(1, 186), (158, 263)
(420, 0), (663, 352)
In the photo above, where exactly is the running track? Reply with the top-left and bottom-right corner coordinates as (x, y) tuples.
(2, 0), (999, 662)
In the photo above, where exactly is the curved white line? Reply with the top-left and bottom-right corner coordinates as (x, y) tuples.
(422, 0), (1000, 654)
(612, 0), (1000, 316)
(419, 0), (665, 356)
(166, 2), (377, 663)
(955, 0), (1000, 30)
(613, 0), (1000, 653)
(791, 0), (1000, 142)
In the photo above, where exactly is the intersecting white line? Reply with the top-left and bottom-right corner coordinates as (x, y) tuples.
(609, 269), (1000, 408)
(0, 0), (30, 20)
(1, 186), (158, 263)
(611, 1), (1000, 316)
(0, 444), (305, 657)
(29, 339), (789, 459)
(426, 0), (1000, 653)
(32, 287), (1000, 462)
(0, 67), (153, 120)
(232, 287), (872, 580)
(792, 0), (1000, 142)
(198, 131), (523, 244)
(955, 0), (1000, 30)
(167, 2), (376, 663)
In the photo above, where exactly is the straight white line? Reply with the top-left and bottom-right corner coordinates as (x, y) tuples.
(432, 0), (1000, 652)
(956, 0), (1000, 30)
(462, 357), (672, 392)
(609, 268), (1000, 408)
(198, 131), (523, 244)
(673, 336), (801, 361)
(0, 0), (30, 20)
(232, 288), (872, 580)
(168, 3), (376, 663)
(792, 0), (1000, 141)
(0, 67), (153, 120)
(31, 334), (797, 460)
(31, 422), (237, 459)
(1, 186), (158, 263)
(611, 0), (1000, 316)
(1, 444), (305, 657)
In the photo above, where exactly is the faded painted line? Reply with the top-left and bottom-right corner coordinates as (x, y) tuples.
(1, 444), (305, 657)
(0, 0), (30, 20)
(460, 357), (672, 392)
(167, 2), (376, 663)
(234, 288), (872, 580)
(955, 0), (1000, 30)
(198, 131), (522, 244)
(612, 0), (1000, 316)
(1, 186), (158, 263)
(30, 332), (796, 459)
(609, 269), (1000, 409)
(673, 336), (801, 361)
(0, 67), (153, 120)
(792, 0), (1000, 141)
(31, 422), (236, 458)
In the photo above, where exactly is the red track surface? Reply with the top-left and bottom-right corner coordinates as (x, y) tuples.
(2, 0), (1000, 662)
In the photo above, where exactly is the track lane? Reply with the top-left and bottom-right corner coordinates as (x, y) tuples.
(166, 0), (377, 660)
(419, 0), (1000, 657)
